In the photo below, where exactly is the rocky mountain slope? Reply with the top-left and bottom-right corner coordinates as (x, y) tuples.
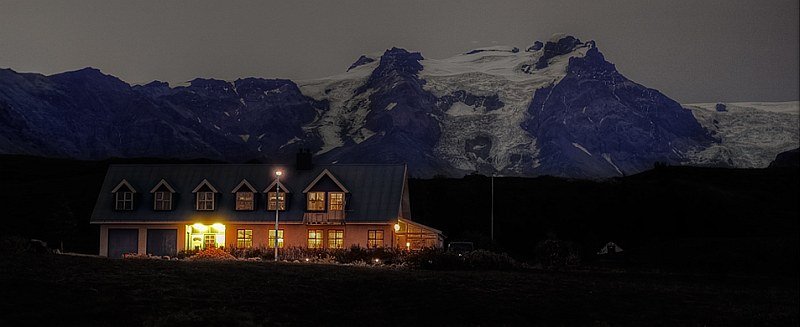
(1, 35), (796, 178)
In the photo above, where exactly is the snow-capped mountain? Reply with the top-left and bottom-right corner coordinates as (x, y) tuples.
(0, 35), (797, 178)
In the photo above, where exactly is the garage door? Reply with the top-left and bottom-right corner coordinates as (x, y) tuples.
(146, 229), (177, 256)
(108, 229), (139, 259)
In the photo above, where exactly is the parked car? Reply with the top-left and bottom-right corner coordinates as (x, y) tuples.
(447, 242), (474, 256)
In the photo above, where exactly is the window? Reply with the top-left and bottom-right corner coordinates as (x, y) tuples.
(307, 192), (325, 211)
(197, 191), (215, 210)
(154, 191), (172, 211)
(308, 229), (323, 249)
(236, 229), (253, 248)
(268, 229), (284, 248)
(115, 192), (133, 210)
(328, 192), (344, 211)
(368, 230), (384, 248)
(267, 192), (286, 211)
(204, 234), (216, 249)
(328, 229), (344, 249)
(235, 192), (254, 211)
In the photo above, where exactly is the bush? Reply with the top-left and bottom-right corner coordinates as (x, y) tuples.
(405, 248), (519, 270)
(188, 247), (235, 261)
(534, 239), (581, 268)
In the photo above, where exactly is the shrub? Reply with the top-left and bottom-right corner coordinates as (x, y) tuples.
(534, 239), (581, 268)
(463, 250), (518, 270)
(122, 253), (159, 260)
(188, 247), (235, 261)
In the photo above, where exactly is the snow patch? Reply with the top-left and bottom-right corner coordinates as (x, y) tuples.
(572, 143), (592, 156)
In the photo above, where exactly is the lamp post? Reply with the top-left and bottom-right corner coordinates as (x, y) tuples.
(491, 174), (494, 242)
(274, 170), (282, 262)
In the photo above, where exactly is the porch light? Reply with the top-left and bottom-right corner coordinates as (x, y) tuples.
(406, 242), (410, 248)
(192, 223), (208, 232)
(212, 223), (225, 231)
(275, 170), (282, 177)
(394, 223), (400, 232)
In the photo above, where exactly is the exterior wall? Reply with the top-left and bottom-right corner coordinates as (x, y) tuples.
(99, 224), (186, 257)
(100, 222), (400, 256)
(225, 223), (394, 249)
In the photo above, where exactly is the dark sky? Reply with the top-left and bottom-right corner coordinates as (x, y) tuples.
(1, 0), (797, 103)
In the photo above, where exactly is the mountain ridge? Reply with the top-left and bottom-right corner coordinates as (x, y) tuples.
(1, 35), (797, 178)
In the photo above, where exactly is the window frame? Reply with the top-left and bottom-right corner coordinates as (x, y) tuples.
(235, 191), (255, 211)
(268, 229), (285, 249)
(153, 191), (172, 211)
(307, 192), (325, 211)
(236, 229), (253, 249)
(307, 229), (324, 249)
(327, 229), (344, 249)
(196, 191), (215, 211)
(328, 192), (344, 211)
(367, 230), (384, 248)
(267, 191), (287, 211)
(115, 191), (134, 211)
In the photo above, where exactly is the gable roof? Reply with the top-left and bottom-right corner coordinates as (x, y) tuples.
(149, 179), (176, 193)
(91, 164), (406, 223)
(231, 179), (257, 193)
(302, 169), (349, 193)
(191, 179), (219, 193)
(110, 179), (136, 193)
(263, 179), (292, 193)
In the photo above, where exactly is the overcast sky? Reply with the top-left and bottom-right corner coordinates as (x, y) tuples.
(1, 0), (797, 103)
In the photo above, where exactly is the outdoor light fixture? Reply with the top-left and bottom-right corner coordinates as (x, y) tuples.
(212, 223), (225, 231)
(394, 223), (400, 232)
(192, 223), (208, 232)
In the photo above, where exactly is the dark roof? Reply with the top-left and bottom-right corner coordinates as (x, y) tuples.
(90, 164), (407, 223)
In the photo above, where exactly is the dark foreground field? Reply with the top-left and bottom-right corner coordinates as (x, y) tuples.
(0, 254), (797, 326)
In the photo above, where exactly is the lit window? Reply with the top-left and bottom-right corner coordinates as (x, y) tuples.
(204, 234), (216, 249)
(268, 229), (284, 248)
(267, 192), (286, 211)
(328, 229), (344, 249)
(308, 229), (323, 249)
(236, 229), (253, 248)
(197, 192), (215, 210)
(115, 191), (133, 211)
(328, 192), (344, 211)
(235, 192), (254, 211)
(154, 191), (172, 211)
(368, 230), (384, 248)
(307, 192), (325, 211)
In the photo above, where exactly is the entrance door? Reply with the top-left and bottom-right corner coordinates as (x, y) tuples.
(204, 234), (216, 249)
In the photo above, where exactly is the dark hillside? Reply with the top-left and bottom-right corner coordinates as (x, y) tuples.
(409, 166), (799, 273)
(1, 155), (797, 273)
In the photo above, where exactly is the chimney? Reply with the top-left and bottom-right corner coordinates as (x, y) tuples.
(296, 148), (313, 170)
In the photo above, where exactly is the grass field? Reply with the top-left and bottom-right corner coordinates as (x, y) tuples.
(0, 253), (796, 326)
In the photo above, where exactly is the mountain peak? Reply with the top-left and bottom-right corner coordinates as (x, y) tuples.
(347, 55), (376, 71)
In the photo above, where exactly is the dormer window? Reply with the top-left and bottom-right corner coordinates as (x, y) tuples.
(111, 179), (136, 211)
(302, 169), (349, 212)
(264, 178), (291, 211)
(150, 179), (176, 211)
(154, 191), (172, 210)
(307, 192), (325, 211)
(192, 179), (219, 211)
(236, 192), (254, 210)
(267, 192), (286, 211)
(232, 179), (257, 211)
(197, 192), (215, 210)
(328, 192), (344, 211)
(116, 191), (134, 210)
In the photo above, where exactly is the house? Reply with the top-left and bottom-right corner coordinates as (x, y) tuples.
(90, 153), (443, 258)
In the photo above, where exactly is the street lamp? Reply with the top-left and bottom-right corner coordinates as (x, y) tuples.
(274, 170), (282, 262)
